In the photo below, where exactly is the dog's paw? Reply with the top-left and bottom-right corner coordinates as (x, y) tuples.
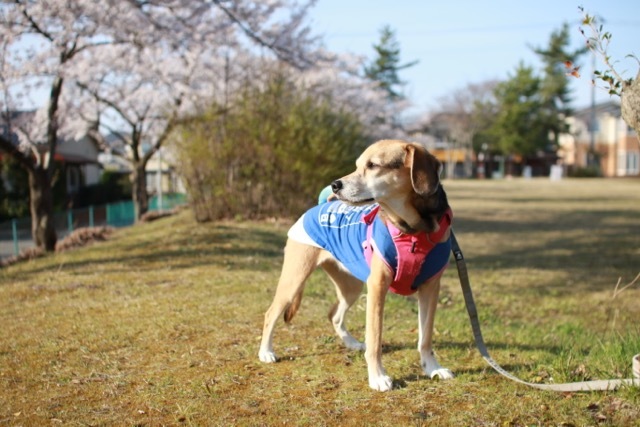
(421, 354), (453, 380)
(343, 337), (366, 351)
(369, 374), (393, 392)
(430, 368), (454, 380)
(258, 350), (277, 363)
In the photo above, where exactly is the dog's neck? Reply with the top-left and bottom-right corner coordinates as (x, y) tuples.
(379, 186), (449, 234)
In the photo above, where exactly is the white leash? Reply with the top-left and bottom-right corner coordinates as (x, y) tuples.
(450, 231), (640, 392)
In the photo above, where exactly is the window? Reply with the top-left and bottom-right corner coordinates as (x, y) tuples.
(619, 151), (639, 176)
(627, 152), (639, 175)
(67, 167), (81, 193)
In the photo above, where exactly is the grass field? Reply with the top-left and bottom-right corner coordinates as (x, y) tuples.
(1, 178), (639, 426)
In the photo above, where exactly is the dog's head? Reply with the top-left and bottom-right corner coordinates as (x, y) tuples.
(332, 139), (445, 232)
(332, 139), (442, 205)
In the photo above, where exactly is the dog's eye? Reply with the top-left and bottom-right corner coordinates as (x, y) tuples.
(366, 161), (378, 170)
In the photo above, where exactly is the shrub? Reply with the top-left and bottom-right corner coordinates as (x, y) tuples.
(172, 73), (369, 221)
(569, 166), (601, 178)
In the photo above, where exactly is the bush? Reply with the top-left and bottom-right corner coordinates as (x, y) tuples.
(0, 156), (30, 220)
(172, 73), (369, 221)
(569, 166), (601, 178)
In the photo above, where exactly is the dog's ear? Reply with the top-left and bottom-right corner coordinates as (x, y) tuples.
(404, 144), (441, 196)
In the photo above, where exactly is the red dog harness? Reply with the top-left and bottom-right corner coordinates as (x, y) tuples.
(362, 206), (453, 296)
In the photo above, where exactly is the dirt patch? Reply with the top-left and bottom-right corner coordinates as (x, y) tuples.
(0, 226), (114, 268)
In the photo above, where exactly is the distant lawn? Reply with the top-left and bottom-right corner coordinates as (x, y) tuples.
(1, 178), (639, 426)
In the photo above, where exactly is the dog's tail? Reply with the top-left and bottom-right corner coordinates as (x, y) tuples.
(283, 287), (305, 323)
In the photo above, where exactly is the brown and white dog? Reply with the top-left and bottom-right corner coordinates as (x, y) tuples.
(258, 139), (454, 391)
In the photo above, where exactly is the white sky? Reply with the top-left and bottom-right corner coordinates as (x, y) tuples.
(309, 0), (640, 117)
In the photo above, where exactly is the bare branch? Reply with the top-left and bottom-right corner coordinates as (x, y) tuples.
(15, 0), (55, 42)
(210, 0), (313, 69)
(613, 272), (640, 299)
(76, 82), (137, 128)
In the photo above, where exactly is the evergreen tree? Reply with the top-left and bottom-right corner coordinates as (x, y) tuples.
(488, 24), (587, 159)
(532, 23), (587, 144)
(491, 63), (548, 156)
(364, 25), (418, 101)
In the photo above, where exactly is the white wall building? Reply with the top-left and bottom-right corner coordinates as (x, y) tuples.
(560, 102), (639, 177)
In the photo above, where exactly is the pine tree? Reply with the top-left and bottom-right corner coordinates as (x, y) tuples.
(491, 63), (548, 156)
(364, 25), (418, 101)
(532, 23), (587, 144)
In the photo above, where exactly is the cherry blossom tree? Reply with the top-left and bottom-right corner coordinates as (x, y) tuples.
(1, 0), (320, 249)
(76, 0), (321, 219)
(76, 42), (225, 218)
(0, 0), (117, 251)
(295, 51), (412, 141)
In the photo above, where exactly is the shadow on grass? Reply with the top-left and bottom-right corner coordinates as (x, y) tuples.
(452, 209), (640, 294)
(14, 221), (288, 278)
(269, 338), (575, 391)
(380, 339), (574, 358)
(11, 201), (639, 298)
(454, 209), (638, 234)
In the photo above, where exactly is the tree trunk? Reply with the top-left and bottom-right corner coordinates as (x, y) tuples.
(28, 167), (57, 252)
(131, 163), (149, 220)
(621, 71), (640, 140)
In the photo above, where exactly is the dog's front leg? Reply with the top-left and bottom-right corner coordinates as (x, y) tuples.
(417, 278), (454, 380)
(365, 255), (393, 391)
(259, 241), (319, 364)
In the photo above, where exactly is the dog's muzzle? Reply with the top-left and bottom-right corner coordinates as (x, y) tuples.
(332, 179), (374, 203)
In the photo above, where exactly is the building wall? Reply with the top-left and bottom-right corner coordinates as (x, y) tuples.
(616, 136), (640, 176)
(561, 104), (639, 177)
(598, 115), (639, 177)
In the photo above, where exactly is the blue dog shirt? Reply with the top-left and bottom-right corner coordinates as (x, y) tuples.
(291, 201), (451, 294)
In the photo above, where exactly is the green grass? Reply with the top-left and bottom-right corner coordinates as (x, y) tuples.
(1, 178), (639, 426)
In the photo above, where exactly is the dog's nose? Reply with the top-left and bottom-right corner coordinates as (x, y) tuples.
(331, 180), (343, 193)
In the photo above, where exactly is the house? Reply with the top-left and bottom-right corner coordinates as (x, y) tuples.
(56, 135), (102, 195)
(145, 148), (184, 195)
(559, 101), (639, 177)
(1, 110), (102, 198)
(98, 133), (184, 196)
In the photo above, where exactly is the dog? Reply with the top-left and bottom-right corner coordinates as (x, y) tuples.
(258, 139), (454, 391)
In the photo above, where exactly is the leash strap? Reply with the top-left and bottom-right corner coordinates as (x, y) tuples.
(450, 230), (640, 391)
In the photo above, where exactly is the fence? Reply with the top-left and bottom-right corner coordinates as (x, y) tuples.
(0, 193), (187, 259)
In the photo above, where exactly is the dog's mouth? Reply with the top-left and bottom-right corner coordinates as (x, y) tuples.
(357, 197), (375, 203)
(333, 181), (375, 205)
(337, 195), (375, 205)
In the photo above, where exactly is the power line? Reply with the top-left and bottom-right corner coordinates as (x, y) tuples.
(324, 21), (640, 39)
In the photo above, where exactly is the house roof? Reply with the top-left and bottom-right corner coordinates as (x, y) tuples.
(1, 110), (100, 164)
(573, 100), (621, 121)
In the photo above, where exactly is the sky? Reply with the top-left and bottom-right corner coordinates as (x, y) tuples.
(309, 0), (640, 118)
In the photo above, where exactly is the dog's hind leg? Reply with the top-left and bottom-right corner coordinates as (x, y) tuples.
(259, 240), (320, 363)
(416, 278), (454, 380)
(319, 257), (365, 351)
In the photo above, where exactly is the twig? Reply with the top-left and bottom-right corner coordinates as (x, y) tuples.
(612, 272), (640, 298)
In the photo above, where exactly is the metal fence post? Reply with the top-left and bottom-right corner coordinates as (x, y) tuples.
(67, 210), (73, 233)
(12, 219), (19, 256)
(0, 195), (185, 259)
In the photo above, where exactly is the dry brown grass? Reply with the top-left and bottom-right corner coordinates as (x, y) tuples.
(1, 178), (639, 426)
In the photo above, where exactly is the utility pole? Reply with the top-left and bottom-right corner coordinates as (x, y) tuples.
(589, 51), (597, 168)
